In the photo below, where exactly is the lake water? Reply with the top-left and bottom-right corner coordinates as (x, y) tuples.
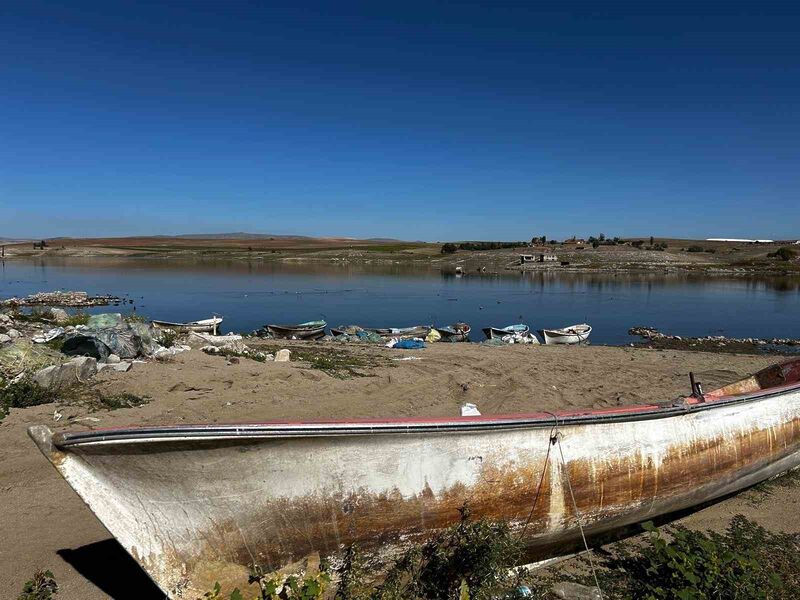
(2, 257), (799, 344)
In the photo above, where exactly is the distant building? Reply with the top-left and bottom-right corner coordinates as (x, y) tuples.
(706, 238), (774, 243)
(520, 253), (558, 264)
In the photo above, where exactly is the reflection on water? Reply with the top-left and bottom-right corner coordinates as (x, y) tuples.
(2, 257), (799, 344)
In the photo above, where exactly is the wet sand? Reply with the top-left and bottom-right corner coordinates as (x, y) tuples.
(0, 344), (794, 598)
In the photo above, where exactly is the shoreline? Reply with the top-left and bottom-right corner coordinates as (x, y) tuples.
(3, 237), (799, 278)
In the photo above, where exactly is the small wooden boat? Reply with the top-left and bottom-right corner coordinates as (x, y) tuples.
(482, 323), (530, 339)
(29, 359), (800, 597)
(435, 322), (471, 342)
(266, 320), (327, 340)
(363, 325), (432, 339)
(151, 316), (223, 334)
(540, 323), (592, 345)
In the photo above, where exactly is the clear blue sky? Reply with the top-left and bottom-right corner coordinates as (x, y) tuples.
(2, 1), (799, 241)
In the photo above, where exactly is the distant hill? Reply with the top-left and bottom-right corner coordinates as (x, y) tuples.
(173, 233), (408, 242)
(170, 232), (315, 240)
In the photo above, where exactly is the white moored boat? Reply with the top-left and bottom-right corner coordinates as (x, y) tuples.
(28, 359), (800, 598)
(540, 323), (592, 345)
(152, 316), (223, 334)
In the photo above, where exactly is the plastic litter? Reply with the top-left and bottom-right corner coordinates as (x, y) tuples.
(425, 328), (441, 343)
(461, 403), (481, 416)
(390, 338), (426, 349)
(32, 327), (65, 344)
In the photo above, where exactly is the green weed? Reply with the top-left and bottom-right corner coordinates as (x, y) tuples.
(18, 570), (58, 600)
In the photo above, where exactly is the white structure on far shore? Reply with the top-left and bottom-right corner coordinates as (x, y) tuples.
(706, 238), (774, 243)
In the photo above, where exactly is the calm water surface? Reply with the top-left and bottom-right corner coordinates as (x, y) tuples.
(2, 258), (799, 345)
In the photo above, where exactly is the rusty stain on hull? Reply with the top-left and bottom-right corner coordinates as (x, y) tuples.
(27, 359), (800, 598)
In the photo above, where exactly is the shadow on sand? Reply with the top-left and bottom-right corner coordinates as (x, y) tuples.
(58, 539), (164, 599)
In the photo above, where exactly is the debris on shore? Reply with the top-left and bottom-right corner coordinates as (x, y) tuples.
(629, 326), (800, 354)
(1, 306), (289, 395)
(1, 291), (123, 308)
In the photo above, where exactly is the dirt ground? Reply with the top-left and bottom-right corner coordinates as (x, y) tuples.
(0, 343), (795, 599)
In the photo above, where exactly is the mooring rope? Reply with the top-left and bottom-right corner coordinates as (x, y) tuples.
(554, 428), (604, 599)
(517, 413), (559, 540)
(519, 412), (603, 598)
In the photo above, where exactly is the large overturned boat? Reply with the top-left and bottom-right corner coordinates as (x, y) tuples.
(29, 358), (800, 598)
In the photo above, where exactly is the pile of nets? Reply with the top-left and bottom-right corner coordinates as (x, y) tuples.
(61, 314), (160, 361)
(329, 326), (385, 344)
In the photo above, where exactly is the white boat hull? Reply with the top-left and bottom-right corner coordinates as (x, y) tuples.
(152, 317), (223, 334)
(541, 324), (591, 345)
(28, 360), (800, 598)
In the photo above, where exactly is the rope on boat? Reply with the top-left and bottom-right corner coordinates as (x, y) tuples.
(520, 412), (604, 599)
(555, 430), (604, 599)
(517, 418), (557, 540)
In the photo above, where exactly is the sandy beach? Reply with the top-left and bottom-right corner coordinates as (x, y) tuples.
(1, 342), (795, 598)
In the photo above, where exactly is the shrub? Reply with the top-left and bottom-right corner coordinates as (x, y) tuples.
(627, 521), (773, 598)
(157, 329), (179, 348)
(705, 248), (717, 253)
(768, 247), (797, 261)
(18, 570), (58, 600)
(203, 566), (331, 600)
(204, 506), (528, 600)
(1, 379), (58, 421)
(440, 243), (458, 254)
(63, 312), (89, 327)
(687, 245), (705, 252)
(551, 516), (797, 600)
(338, 505), (525, 600)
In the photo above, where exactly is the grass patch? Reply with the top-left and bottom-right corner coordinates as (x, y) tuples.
(256, 344), (389, 379)
(10, 308), (89, 327)
(62, 312), (89, 326)
(44, 338), (65, 352)
(97, 392), (150, 410)
(125, 313), (150, 323)
(1, 378), (61, 422)
(0, 378), (148, 422)
(527, 515), (800, 599)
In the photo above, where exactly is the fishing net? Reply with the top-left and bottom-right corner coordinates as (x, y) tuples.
(0, 340), (63, 379)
